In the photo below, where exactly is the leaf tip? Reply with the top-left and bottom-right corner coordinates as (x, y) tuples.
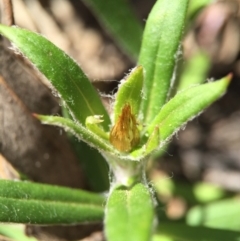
(226, 73), (233, 82)
(32, 113), (45, 122)
(32, 113), (39, 119)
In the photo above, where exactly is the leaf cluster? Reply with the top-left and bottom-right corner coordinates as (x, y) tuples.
(0, 0), (237, 241)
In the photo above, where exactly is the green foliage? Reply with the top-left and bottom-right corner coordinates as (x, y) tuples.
(83, 0), (143, 59)
(153, 223), (240, 241)
(188, 0), (212, 20)
(178, 52), (210, 91)
(0, 0), (234, 240)
(0, 197), (103, 224)
(62, 105), (110, 192)
(0, 224), (38, 241)
(113, 66), (143, 122)
(146, 76), (230, 142)
(0, 181), (104, 224)
(138, 0), (189, 124)
(35, 115), (115, 153)
(187, 199), (240, 231)
(0, 180), (104, 204)
(69, 138), (110, 192)
(105, 183), (155, 241)
(0, 25), (110, 129)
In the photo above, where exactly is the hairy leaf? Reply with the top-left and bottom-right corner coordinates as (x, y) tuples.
(147, 76), (230, 143)
(36, 114), (116, 153)
(138, 0), (189, 124)
(105, 183), (154, 241)
(113, 66), (144, 123)
(0, 197), (103, 224)
(0, 24), (110, 129)
(0, 180), (105, 205)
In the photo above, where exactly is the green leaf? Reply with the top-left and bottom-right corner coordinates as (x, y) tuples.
(86, 115), (109, 140)
(178, 52), (210, 91)
(83, 0), (143, 59)
(129, 126), (161, 159)
(0, 181), (104, 225)
(153, 223), (240, 241)
(0, 24), (110, 129)
(36, 114), (116, 153)
(187, 198), (240, 231)
(0, 197), (103, 225)
(147, 76), (230, 143)
(113, 66), (144, 122)
(138, 0), (189, 124)
(0, 180), (105, 205)
(0, 224), (38, 241)
(187, 0), (211, 20)
(69, 139), (110, 192)
(105, 183), (154, 241)
(193, 182), (226, 203)
(145, 126), (161, 155)
(62, 105), (110, 192)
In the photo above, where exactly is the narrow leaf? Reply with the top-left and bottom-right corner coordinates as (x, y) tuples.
(178, 52), (210, 91)
(154, 223), (240, 241)
(0, 24), (110, 129)
(129, 126), (161, 159)
(113, 66), (144, 123)
(147, 76), (230, 143)
(193, 182), (226, 203)
(145, 126), (160, 155)
(83, 0), (143, 59)
(86, 115), (109, 140)
(0, 180), (105, 205)
(187, 0), (212, 20)
(69, 139), (110, 192)
(187, 198), (240, 231)
(0, 224), (38, 241)
(36, 114), (116, 153)
(0, 197), (103, 225)
(105, 183), (155, 241)
(138, 0), (189, 124)
(62, 105), (110, 192)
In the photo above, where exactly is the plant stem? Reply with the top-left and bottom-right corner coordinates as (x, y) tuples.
(102, 152), (148, 187)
